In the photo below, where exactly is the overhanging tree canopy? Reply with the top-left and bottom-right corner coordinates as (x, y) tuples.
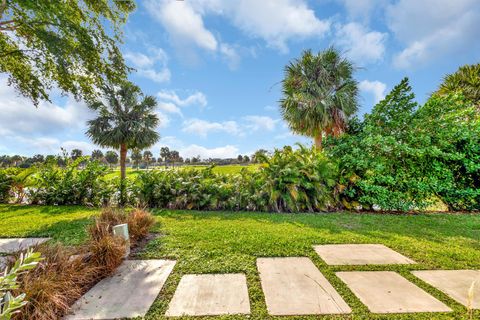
(0, 0), (135, 105)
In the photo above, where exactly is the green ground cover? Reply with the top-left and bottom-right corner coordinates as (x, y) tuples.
(0, 204), (478, 319)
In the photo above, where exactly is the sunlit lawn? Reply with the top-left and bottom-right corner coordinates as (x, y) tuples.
(0, 205), (478, 319)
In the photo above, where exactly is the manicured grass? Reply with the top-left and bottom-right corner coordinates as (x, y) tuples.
(143, 210), (480, 320)
(0, 205), (97, 245)
(104, 164), (259, 180)
(0, 205), (478, 319)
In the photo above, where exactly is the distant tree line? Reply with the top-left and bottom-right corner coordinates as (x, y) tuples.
(0, 148), (269, 168)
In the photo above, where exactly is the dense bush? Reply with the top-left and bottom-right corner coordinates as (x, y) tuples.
(134, 146), (337, 212)
(326, 78), (480, 211)
(28, 158), (113, 206)
(0, 171), (12, 203)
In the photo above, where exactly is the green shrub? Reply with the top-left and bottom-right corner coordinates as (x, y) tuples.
(326, 78), (480, 211)
(0, 171), (12, 204)
(133, 146), (337, 212)
(28, 157), (113, 206)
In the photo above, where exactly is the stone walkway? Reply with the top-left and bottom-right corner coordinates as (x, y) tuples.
(21, 240), (473, 318)
(0, 237), (50, 253)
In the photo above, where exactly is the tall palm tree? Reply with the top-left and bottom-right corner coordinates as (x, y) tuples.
(86, 81), (160, 183)
(436, 63), (480, 105)
(280, 47), (358, 149)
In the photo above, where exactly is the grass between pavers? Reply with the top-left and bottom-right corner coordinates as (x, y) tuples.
(142, 210), (480, 320)
(0, 205), (479, 319)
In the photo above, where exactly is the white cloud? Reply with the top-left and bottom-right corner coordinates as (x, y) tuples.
(220, 44), (241, 70)
(0, 77), (93, 136)
(145, 0), (217, 52)
(182, 119), (242, 137)
(157, 101), (182, 116)
(335, 22), (387, 64)
(157, 90), (207, 108)
(125, 48), (171, 83)
(216, 0), (330, 52)
(243, 115), (278, 131)
(146, 0), (330, 59)
(386, 0), (480, 69)
(359, 80), (387, 104)
(337, 0), (382, 22)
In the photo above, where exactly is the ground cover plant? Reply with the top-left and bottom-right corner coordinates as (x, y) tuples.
(0, 206), (155, 319)
(0, 205), (478, 319)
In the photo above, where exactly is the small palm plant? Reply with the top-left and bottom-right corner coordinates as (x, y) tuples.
(280, 47), (358, 149)
(86, 82), (160, 203)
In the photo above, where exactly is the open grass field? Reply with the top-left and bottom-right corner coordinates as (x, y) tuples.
(0, 204), (479, 319)
(104, 164), (259, 180)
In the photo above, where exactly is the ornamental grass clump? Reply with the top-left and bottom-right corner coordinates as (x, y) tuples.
(127, 208), (155, 243)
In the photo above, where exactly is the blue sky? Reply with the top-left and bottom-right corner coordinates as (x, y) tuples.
(1, 0), (479, 159)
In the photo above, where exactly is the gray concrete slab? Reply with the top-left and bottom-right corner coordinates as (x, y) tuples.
(413, 270), (480, 309)
(314, 244), (415, 265)
(257, 257), (351, 315)
(65, 259), (176, 319)
(165, 274), (250, 317)
(337, 271), (451, 313)
(0, 238), (50, 253)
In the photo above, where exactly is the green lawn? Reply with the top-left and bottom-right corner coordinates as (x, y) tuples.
(104, 164), (259, 180)
(0, 205), (479, 319)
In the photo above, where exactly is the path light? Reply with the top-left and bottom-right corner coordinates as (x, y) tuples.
(113, 223), (130, 258)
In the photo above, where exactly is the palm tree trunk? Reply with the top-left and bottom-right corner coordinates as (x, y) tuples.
(120, 144), (127, 181)
(314, 133), (323, 150)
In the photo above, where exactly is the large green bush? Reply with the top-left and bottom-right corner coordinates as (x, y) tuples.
(326, 78), (480, 211)
(0, 171), (12, 204)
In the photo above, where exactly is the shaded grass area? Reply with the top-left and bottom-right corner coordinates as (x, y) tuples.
(142, 211), (480, 320)
(0, 205), (478, 319)
(0, 205), (97, 245)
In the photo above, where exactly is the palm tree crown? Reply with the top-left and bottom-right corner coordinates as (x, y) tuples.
(86, 81), (160, 181)
(280, 47), (358, 148)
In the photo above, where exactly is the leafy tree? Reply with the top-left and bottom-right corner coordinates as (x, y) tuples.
(10, 155), (22, 167)
(436, 63), (480, 105)
(243, 155), (250, 163)
(31, 154), (44, 164)
(70, 149), (83, 161)
(91, 149), (104, 161)
(105, 151), (118, 168)
(131, 149), (142, 169)
(252, 149), (268, 163)
(160, 147), (170, 168)
(86, 81), (160, 183)
(170, 150), (180, 167)
(191, 155), (201, 164)
(280, 47), (358, 149)
(0, 0), (135, 105)
(143, 150), (153, 169)
(237, 155), (243, 162)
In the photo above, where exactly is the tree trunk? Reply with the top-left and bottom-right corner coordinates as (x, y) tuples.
(314, 133), (323, 150)
(120, 144), (127, 181)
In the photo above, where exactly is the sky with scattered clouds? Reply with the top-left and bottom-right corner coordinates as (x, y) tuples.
(1, 0), (479, 159)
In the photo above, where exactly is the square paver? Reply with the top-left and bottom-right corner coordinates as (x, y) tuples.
(165, 274), (250, 317)
(314, 244), (415, 265)
(337, 271), (451, 313)
(0, 238), (50, 253)
(257, 257), (351, 315)
(413, 270), (480, 309)
(65, 259), (176, 319)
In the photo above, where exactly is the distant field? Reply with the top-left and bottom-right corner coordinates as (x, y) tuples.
(104, 164), (260, 180)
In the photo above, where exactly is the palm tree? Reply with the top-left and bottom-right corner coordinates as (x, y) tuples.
(86, 81), (160, 183)
(91, 149), (104, 161)
(436, 63), (480, 105)
(280, 47), (358, 149)
(143, 150), (153, 169)
(131, 149), (143, 169)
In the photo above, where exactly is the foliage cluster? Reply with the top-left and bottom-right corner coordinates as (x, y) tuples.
(12, 207), (155, 319)
(326, 78), (480, 211)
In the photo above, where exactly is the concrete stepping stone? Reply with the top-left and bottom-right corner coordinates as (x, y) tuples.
(165, 274), (250, 317)
(257, 257), (351, 315)
(412, 270), (480, 309)
(65, 259), (176, 319)
(0, 238), (50, 253)
(337, 271), (452, 313)
(314, 244), (415, 265)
